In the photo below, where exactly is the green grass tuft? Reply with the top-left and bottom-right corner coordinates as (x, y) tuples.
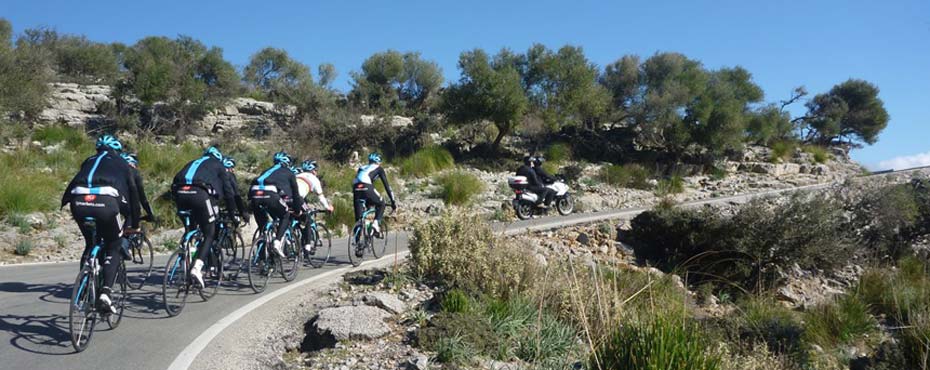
(600, 164), (651, 189)
(433, 170), (484, 206)
(769, 140), (796, 163)
(399, 146), (454, 178)
(802, 145), (831, 164)
(656, 175), (685, 196)
(544, 142), (572, 163)
(803, 294), (878, 349)
(441, 289), (472, 313)
(14, 238), (33, 256)
(593, 317), (721, 370)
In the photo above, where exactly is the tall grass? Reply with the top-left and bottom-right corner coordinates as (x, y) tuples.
(322, 196), (355, 235)
(656, 175), (685, 196)
(769, 141), (796, 163)
(600, 164), (651, 189)
(803, 294), (878, 349)
(433, 170), (484, 206)
(802, 145), (831, 164)
(592, 317), (721, 370)
(399, 146), (454, 178)
(544, 142), (572, 163)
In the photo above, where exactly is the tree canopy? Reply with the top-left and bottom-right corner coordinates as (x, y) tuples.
(349, 50), (443, 114)
(803, 79), (889, 146)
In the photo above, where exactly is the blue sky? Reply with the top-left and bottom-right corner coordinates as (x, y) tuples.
(7, 0), (929, 169)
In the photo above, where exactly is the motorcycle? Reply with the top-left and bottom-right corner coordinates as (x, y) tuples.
(507, 176), (574, 220)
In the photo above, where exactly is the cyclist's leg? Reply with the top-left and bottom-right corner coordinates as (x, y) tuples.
(69, 204), (96, 268)
(352, 186), (366, 222)
(366, 187), (385, 222)
(250, 199), (268, 229)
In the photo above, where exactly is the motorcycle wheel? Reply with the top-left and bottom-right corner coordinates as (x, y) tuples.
(514, 201), (533, 220)
(556, 194), (574, 215)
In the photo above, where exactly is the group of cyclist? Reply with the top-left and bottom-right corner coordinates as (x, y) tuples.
(61, 134), (396, 314)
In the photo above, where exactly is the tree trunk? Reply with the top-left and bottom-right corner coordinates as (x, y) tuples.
(492, 123), (508, 153)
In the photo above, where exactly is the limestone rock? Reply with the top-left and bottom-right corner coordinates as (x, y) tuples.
(362, 292), (406, 315)
(312, 306), (392, 341)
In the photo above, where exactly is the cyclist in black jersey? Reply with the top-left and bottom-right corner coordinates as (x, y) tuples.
(352, 153), (396, 238)
(61, 135), (140, 313)
(121, 152), (156, 222)
(249, 151), (303, 258)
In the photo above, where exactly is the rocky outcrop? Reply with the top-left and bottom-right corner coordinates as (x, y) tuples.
(311, 306), (393, 341)
(359, 115), (413, 128)
(199, 97), (298, 134)
(38, 83), (111, 125)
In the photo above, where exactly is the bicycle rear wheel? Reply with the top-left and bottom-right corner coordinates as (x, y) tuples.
(281, 229), (300, 281)
(126, 234), (154, 290)
(348, 221), (365, 267)
(69, 266), (97, 352)
(199, 246), (224, 301)
(307, 224), (332, 268)
(371, 218), (388, 258)
(162, 250), (189, 316)
(247, 234), (272, 293)
(106, 262), (127, 329)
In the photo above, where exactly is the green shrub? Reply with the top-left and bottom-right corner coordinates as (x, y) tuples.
(433, 170), (484, 206)
(560, 164), (584, 184)
(482, 296), (579, 363)
(417, 312), (495, 362)
(441, 289), (472, 313)
(804, 294), (878, 349)
(14, 238), (33, 256)
(802, 145), (831, 164)
(409, 212), (538, 298)
(656, 175), (685, 196)
(34, 125), (90, 150)
(544, 142), (572, 163)
(399, 146), (454, 178)
(593, 317), (721, 370)
(319, 165), (356, 194)
(600, 164), (651, 189)
(737, 296), (806, 358)
(851, 181), (927, 260)
(0, 149), (62, 217)
(770, 141), (796, 163)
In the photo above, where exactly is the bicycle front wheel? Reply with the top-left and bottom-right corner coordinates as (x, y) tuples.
(371, 218), (388, 258)
(106, 262), (127, 329)
(162, 250), (189, 316)
(247, 235), (271, 293)
(348, 221), (365, 267)
(307, 224), (332, 268)
(126, 234), (154, 290)
(69, 266), (97, 352)
(281, 229), (300, 282)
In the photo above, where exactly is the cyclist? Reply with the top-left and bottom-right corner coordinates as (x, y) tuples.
(296, 160), (333, 253)
(222, 156), (249, 226)
(249, 151), (303, 258)
(120, 152), (156, 223)
(61, 134), (140, 313)
(171, 146), (242, 287)
(516, 156), (553, 208)
(352, 153), (395, 244)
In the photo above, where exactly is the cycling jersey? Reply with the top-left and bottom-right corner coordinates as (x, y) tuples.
(62, 148), (141, 229)
(130, 167), (154, 219)
(296, 172), (331, 210)
(352, 164), (395, 203)
(172, 156), (241, 216)
(250, 164), (303, 209)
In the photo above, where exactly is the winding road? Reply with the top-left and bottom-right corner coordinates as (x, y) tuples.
(0, 174), (913, 370)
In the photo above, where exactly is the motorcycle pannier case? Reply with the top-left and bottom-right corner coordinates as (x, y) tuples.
(508, 176), (529, 190)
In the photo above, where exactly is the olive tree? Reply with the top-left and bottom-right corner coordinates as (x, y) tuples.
(802, 79), (888, 146)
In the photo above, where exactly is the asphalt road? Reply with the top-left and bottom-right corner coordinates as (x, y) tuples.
(0, 180), (869, 370)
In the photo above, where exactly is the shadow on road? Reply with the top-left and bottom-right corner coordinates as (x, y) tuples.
(0, 313), (72, 355)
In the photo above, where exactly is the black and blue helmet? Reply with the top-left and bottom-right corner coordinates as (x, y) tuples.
(273, 151), (292, 165)
(120, 152), (138, 166)
(300, 160), (317, 172)
(95, 134), (122, 152)
(368, 152), (382, 164)
(222, 156), (236, 169)
(204, 146), (223, 160)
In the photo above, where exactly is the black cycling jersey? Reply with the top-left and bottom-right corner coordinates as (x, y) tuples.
(227, 171), (247, 217)
(172, 156), (241, 215)
(516, 165), (544, 187)
(62, 148), (141, 228)
(352, 164), (395, 203)
(130, 167), (154, 218)
(250, 164), (304, 210)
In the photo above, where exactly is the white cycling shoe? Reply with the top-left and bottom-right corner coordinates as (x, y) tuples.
(191, 260), (205, 288)
(98, 292), (117, 314)
(273, 240), (285, 258)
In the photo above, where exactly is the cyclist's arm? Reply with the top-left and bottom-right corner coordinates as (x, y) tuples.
(310, 176), (332, 210)
(61, 174), (79, 209)
(126, 167), (142, 229)
(220, 170), (240, 216)
(375, 167), (395, 204)
(134, 170), (155, 218)
(288, 173), (304, 210)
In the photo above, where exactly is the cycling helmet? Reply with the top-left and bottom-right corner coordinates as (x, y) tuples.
(273, 151), (292, 165)
(301, 160), (318, 172)
(204, 145), (223, 160)
(523, 156), (535, 166)
(289, 165), (302, 174)
(222, 156), (236, 169)
(95, 134), (122, 152)
(534, 156), (545, 166)
(368, 152), (383, 164)
(120, 152), (138, 166)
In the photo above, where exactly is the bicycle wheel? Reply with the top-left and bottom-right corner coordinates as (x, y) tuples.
(371, 218), (388, 258)
(162, 250), (189, 316)
(247, 234), (271, 293)
(106, 262), (127, 329)
(348, 221), (365, 267)
(281, 228), (300, 282)
(69, 266), (97, 352)
(199, 245), (224, 301)
(126, 234), (154, 290)
(307, 224), (332, 268)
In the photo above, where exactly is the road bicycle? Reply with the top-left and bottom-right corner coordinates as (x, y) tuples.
(348, 200), (390, 267)
(215, 211), (245, 281)
(246, 206), (300, 292)
(300, 209), (332, 268)
(162, 210), (224, 316)
(124, 222), (153, 290)
(68, 217), (127, 352)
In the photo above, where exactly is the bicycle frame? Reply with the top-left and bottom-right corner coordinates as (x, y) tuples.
(74, 217), (103, 306)
(168, 212), (201, 283)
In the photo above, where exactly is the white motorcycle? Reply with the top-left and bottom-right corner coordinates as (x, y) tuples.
(507, 176), (574, 220)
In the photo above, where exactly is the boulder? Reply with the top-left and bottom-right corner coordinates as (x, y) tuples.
(362, 292), (406, 314)
(312, 306), (393, 341)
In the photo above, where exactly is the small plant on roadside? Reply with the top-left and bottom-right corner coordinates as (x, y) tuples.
(433, 170), (484, 206)
(600, 164), (651, 189)
(8, 213), (31, 234)
(544, 142), (572, 163)
(804, 294), (879, 350)
(14, 238), (33, 256)
(399, 146), (454, 178)
(432, 335), (474, 364)
(656, 175), (685, 196)
(592, 317), (721, 370)
(441, 289), (472, 313)
(770, 140), (796, 163)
